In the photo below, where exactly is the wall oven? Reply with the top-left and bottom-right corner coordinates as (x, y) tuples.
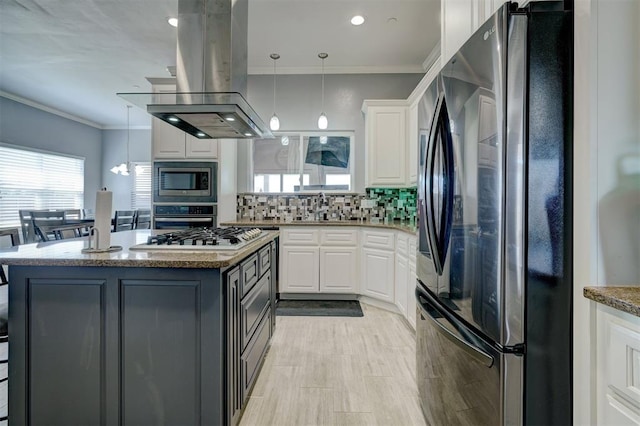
(153, 161), (218, 203)
(153, 205), (217, 230)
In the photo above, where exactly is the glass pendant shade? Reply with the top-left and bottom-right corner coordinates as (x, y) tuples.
(270, 113), (280, 131)
(318, 113), (328, 130)
(270, 53), (281, 132)
(318, 53), (329, 130)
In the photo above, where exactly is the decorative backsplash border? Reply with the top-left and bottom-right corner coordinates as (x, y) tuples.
(236, 187), (417, 224)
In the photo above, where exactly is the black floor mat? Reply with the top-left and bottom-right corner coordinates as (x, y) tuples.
(276, 300), (364, 317)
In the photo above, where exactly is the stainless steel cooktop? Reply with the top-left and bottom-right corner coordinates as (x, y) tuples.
(129, 227), (264, 251)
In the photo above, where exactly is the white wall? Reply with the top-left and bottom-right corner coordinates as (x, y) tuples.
(574, 0), (640, 424)
(238, 73), (424, 193)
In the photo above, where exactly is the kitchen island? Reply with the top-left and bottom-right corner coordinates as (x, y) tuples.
(0, 229), (278, 426)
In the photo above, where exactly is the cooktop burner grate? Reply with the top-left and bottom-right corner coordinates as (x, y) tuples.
(130, 227), (264, 251)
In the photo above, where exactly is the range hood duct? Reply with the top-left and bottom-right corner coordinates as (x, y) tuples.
(119, 0), (272, 139)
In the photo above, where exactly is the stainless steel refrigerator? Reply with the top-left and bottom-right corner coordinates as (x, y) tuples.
(415, 2), (573, 425)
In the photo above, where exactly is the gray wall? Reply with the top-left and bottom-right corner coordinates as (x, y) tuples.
(0, 96), (103, 210)
(241, 73), (423, 192)
(101, 128), (152, 213)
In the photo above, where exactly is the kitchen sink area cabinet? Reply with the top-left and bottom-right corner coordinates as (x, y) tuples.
(395, 232), (410, 318)
(407, 236), (417, 329)
(280, 227), (358, 295)
(360, 230), (396, 304)
(281, 246), (320, 293)
(319, 228), (358, 293)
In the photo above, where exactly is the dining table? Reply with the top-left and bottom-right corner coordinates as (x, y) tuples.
(34, 219), (95, 241)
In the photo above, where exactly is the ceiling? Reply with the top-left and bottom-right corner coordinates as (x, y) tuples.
(0, 0), (441, 129)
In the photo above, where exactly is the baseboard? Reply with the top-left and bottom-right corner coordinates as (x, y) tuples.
(357, 295), (400, 314)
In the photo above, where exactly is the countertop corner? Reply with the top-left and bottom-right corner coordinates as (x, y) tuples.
(584, 286), (640, 318)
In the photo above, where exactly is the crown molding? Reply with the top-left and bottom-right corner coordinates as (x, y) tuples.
(247, 64), (426, 75)
(0, 90), (104, 129)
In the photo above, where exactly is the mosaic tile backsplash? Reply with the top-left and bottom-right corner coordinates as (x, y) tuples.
(237, 188), (417, 224)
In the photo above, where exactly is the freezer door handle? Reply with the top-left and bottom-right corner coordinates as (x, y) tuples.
(416, 292), (494, 368)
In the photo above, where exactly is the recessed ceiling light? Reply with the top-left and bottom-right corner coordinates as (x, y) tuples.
(168, 116), (179, 122)
(225, 116), (235, 121)
(244, 132), (253, 137)
(351, 15), (365, 26)
(197, 132), (206, 137)
(168, 17), (178, 27)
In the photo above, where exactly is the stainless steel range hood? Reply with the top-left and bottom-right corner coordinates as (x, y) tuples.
(119, 0), (272, 139)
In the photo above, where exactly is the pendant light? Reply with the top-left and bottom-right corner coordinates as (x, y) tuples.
(269, 53), (281, 131)
(111, 105), (132, 176)
(317, 52), (328, 130)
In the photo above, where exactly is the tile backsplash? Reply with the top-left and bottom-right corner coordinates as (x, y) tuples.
(237, 187), (417, 224)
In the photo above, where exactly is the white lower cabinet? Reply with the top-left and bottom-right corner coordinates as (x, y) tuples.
(280, 227), (357, 294)
(361, 247), (395, 303)
(280, 226), (419, 324)
(395, 253), (408, 317)
(319, 248), (358, 293)
(407, 259), (417, 329)
(596, 305), (640, 425)
(280, 247), (319, 293)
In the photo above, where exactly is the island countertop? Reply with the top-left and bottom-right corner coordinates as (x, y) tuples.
(584, 286), (640, 318)
(220, 218), (418, 235)
(0, 229), (279, 268)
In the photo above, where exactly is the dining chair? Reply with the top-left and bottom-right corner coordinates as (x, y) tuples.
(63, 209), (82, 220)
(0, 227), (18, 423)
(18, 210), (37, 244)
(134, 209), (152, 229)
(30, 210), (67, 241)
(113, 210), (136, 232)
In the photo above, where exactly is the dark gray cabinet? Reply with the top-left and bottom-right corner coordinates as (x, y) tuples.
(9, 264), (224, 425)
(9, 239), (277, 426)
(224, 242), (275, 424)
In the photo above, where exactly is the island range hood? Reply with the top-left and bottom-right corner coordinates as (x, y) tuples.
(119, 0), (272, 139)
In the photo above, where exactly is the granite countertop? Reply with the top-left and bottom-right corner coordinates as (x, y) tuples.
(584, 286), (640, 318)
(0, 230), (278, 269)
(221, 218), (418, 235)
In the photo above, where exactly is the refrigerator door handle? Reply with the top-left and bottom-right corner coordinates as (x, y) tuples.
(424, 93), (455, 275)
(416, 292), (494, 368)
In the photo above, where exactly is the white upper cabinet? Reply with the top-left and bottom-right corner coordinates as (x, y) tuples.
(185, 134), (219, 158)
(441, 0), (475, 64)
(153, 117), (187, 158)
(150, 83), (218, 160)
(441, 0), (505, 65)
(363, 101), (408, 187)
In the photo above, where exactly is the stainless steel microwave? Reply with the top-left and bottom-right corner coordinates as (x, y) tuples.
(153, 161), (217, 203)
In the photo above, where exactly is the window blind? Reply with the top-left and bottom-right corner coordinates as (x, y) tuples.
(131, 162), (151, 210)
(0, 145), (84, 228)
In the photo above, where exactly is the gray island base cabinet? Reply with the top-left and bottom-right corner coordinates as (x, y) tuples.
(7, 239), (277, 426)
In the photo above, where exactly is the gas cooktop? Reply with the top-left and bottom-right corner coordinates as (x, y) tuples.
(129, 227), (264, 251)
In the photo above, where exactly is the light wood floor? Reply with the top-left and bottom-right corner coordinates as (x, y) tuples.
(239, 303), (427, 426)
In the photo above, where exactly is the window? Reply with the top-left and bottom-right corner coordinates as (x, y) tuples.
(131, 162), (152, 210)
(0, 144), (84, 228)
(252, 132), (354, 193)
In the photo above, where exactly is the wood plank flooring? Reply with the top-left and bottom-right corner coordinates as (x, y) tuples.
(239, 303), (426, 426)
